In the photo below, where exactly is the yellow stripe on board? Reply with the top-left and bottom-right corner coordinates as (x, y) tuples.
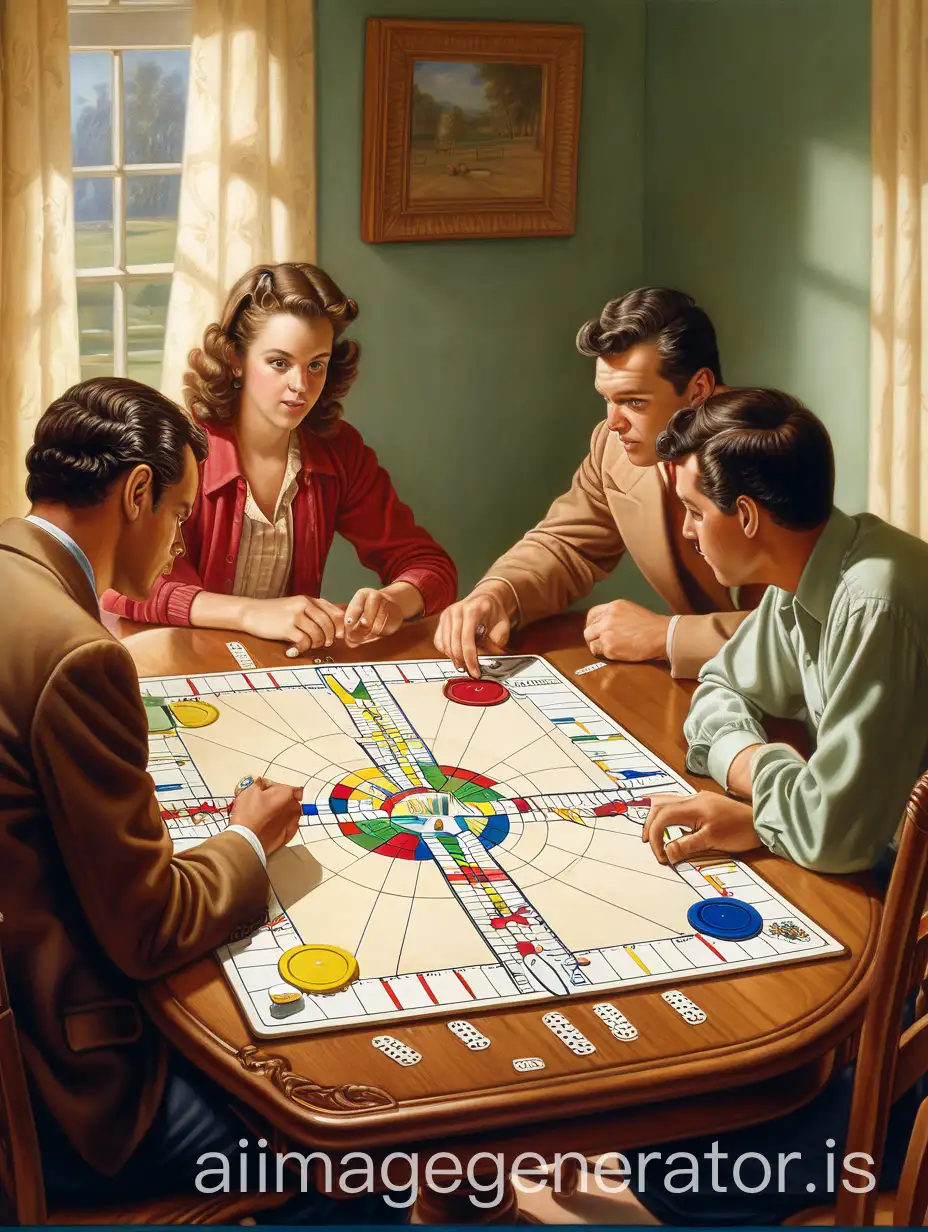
(624, 946), (651, 974)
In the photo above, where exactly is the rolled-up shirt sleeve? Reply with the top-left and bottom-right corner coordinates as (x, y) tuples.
(750, 603), (928, 873)
(684, 589), (806, 788)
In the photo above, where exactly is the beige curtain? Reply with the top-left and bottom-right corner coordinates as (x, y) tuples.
(0, 0), (80, 522)
(160, 0), (317, 405)
(869, 0), (928, 540)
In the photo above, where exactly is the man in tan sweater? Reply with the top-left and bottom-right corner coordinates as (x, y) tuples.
(435, 287), (763, 678)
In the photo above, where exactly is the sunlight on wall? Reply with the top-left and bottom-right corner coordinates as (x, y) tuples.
(795, 139), (871, 513)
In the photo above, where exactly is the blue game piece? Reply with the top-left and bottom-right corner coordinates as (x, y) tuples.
(687, 897), (763, 941)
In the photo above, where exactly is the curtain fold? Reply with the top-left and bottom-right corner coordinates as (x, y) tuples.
(869, 0), (928, 540)
(0, 0), (80, 522)
(160, 0), (317, 405)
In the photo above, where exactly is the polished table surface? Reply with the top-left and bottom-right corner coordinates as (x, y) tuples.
(114, 612), (880, 1188)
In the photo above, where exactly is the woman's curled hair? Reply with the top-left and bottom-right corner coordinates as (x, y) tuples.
(183, 262), (360, 435)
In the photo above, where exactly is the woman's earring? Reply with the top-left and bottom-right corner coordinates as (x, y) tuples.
(231, 375), (243, 390)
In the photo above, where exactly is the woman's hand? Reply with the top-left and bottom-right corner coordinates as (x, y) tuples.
(343, 586), (414, 647)
(240, 595), (345, 655)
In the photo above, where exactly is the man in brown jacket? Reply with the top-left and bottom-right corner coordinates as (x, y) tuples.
(0, 379), (403, 1219)
(435, 287), (762, 678)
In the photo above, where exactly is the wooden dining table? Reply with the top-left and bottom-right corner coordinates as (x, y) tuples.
(112, 610), (881, 1223)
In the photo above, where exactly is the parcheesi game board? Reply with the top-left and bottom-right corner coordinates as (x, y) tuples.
(142, 654), (843, 1038)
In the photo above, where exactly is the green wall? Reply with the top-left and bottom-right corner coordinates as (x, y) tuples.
(645, 0), (872, 513)
(316, 0), (650, 605)
(317, 0), (872, 611)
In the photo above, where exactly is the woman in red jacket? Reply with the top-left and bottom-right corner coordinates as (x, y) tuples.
(102, 263), (456, 654)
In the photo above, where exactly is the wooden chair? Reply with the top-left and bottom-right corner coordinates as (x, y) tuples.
(780, 770), (928, 1226)
(0, 915), (290, 1226)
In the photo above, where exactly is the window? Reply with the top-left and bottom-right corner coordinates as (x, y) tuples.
(69, 2), (192, 387)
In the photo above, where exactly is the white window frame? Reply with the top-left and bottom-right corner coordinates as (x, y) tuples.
(69, 2), (192, 379)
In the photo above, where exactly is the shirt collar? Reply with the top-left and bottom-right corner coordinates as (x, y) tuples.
(202, 421), (336, 496)
(793, 507), (857, 624)
(24, 515), (97, 596)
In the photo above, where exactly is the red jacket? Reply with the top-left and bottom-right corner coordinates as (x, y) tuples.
(102, 419), (457, 625)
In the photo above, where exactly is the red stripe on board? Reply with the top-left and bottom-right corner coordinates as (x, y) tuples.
(267, 673), (280, 688)
(381, 979), (403, 1010)
(399, 667), (410, 683)
(696, 933), (727, 962)
(185, 678), (199, 695)
(417, 973), (438, 1005)
(454, 970), (476, 999)
(243, 674), (256, 690)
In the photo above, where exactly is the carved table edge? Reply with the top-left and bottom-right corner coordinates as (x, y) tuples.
(236, 1043), (398, 1113)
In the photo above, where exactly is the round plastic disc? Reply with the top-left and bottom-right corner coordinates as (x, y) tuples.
(687, 897), (763, 941)
(278, 943), (359, 993)
(169, 699), (220, 729)
(442, 678), (510, 707)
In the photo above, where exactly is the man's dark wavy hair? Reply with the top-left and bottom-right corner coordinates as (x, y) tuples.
(655, 388), (834, 531)
(576, 287), (722, 392)
(26, 377), (208, 508)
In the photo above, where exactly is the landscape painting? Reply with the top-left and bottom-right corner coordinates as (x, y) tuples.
(361, 19), (582, 242)
(408, 60), (546, 201)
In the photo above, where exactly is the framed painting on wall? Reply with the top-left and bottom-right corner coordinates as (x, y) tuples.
(361, 19), (583, 243)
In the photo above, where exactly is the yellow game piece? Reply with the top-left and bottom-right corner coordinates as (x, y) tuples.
(169, 699), (220, 728)
(269, 985), (303, 1005)
(278, 943), (359, 994)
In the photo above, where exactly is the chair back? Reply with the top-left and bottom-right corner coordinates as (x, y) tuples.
(0, 915), (47, 1225)
(835, 772), (928, 1225)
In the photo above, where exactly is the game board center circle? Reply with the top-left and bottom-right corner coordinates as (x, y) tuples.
(383, 787), (477, 817)
(330, 768), (510, 861)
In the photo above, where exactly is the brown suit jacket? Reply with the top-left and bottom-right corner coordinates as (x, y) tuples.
(0, 519), (268, 1174)
(483, 421), (757, 678)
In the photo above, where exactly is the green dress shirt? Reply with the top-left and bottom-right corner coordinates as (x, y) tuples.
(684, 508), (928, 872)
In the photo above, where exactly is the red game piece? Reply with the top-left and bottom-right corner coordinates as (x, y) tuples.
(443, 678), (510, 707)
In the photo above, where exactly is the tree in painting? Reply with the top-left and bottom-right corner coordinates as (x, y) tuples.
(477, 63), (543, 145)
(408, 59), (546, 201)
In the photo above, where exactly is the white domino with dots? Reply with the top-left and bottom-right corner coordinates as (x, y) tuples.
(662, 989), (707, 1025)
(226, 641), (257, 670)
(575, 661), (607, 676)
(372, 1035), (421, 1066)
(542, 1011), (596, 1056)
(447, 1020), (490, 1050)
(593, 1002), (639, 1041)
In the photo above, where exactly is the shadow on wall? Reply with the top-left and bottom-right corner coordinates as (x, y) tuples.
(645, 0), (871, 515)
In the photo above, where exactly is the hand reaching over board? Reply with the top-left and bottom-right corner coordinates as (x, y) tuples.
(643, 792), (761, 865)
(231, 777), (302, 856)
(434, 581), (514, 677)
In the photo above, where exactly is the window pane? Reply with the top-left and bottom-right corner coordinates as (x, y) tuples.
(74, 178), (115, 270)
(127, 281), (170, 387)
(77, 283), (114, 380)
(71, 52), (112, 167)
(126, 176), (181, 265)
(123, 50), (190, 164)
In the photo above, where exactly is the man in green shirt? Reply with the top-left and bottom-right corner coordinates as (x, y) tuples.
(643, 386), (928, 874)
